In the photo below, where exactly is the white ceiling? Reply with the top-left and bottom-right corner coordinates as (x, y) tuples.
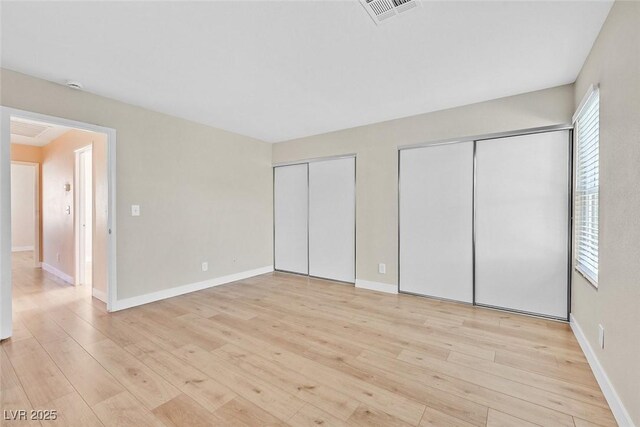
(1, 1), (612, 143)
(10, 118), (71, 147)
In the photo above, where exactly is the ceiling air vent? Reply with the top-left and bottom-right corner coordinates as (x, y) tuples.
(360, 0), (420, 25)
(10, 120), (50, 138)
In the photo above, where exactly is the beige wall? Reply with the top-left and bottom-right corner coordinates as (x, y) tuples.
(10, 143), (43, 261)
(11, 143), (43, 163)
(1, 68), (273, 300)
(10, 163), (35, 250)
(273, 84), (574, 289)
(572, 1), (640, 424)
(41, 130), (101, 280)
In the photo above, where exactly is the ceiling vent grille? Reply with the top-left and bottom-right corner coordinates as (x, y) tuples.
(10, 120), (50, 138)
(360, 0), (420, 24)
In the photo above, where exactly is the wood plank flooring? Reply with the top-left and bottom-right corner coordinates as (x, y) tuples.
(1, 251), (615, 426)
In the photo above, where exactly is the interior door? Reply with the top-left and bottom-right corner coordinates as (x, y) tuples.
(399, 142), (474, 302)
(475, 130), (570, 319)
(274, 164), (308, 274)
(308, 157), (355, 283)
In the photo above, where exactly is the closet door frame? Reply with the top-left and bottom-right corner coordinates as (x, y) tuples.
(273, 154), (357, 284)
(397, 124), (573, 321)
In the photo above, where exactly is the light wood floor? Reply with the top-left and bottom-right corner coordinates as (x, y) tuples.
(1, 252), (615, 426)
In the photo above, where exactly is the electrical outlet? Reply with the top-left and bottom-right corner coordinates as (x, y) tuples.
(201, 262), (208, 272)
(131, 205), (140, 217)
(598, 324), (605, 349)
(378, 263), (386, 274)
(56, 253), (60, 262)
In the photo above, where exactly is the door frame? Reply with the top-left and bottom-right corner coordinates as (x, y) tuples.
(1, 107), (118, 340)
(397, 123), (573, 321)
(272, 154), (357, 284)
(74, 144), (93, 287)
(10, 161), (40, 268)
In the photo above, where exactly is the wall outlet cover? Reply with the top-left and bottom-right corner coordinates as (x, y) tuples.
(201, 262), (209, 272)
(378, 263), (386, 274)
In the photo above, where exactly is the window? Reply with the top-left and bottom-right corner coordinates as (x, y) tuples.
(574, 87), (599, 286)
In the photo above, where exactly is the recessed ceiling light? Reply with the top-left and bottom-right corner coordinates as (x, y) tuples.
(65, 80), (84, 90)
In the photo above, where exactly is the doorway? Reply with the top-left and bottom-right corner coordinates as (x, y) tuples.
(1, 107), (117, 340)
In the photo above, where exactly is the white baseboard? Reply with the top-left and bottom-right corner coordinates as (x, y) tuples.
(92, 288), (107, 303)
(355, 279), (398, 294)
(41, 263), (75, 285)
(570, 314), (635, 427)
(12, 246), (34, 252)
(112, 265), (274, 311)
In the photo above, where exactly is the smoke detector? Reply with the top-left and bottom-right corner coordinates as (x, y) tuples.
(66, 80), (84, 90)
(360, 0), (420, 24)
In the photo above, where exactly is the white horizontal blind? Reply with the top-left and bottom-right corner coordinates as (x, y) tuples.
(574, 89), (599, 285)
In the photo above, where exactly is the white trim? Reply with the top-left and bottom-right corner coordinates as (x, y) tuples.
(92, 287), (107, 303)
(1, 110), (10, 339)
(42, 262), (75, 285)
(573, 84), (599, 123)
(112, 265), (274, 311)
(11, 246), (34, 252)
(570, 314), (635, 427)
(355, 279), (398, 294)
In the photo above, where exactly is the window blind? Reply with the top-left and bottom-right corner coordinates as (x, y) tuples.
(574, 88), (599, 285)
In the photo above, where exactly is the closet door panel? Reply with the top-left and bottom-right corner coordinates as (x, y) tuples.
(274, 164), (308, 274)
(475, 131), (569, 319)
(308, 158), (355, 283)
(399, 142), (474, 302)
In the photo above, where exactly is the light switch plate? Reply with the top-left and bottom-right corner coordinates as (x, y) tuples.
(131, 205), (140, 216)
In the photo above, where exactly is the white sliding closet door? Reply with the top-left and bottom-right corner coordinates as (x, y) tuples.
(309, 157), (355, 283)
(475, 131), (569, 319)
(399, 142), (474, 302)
(274, 164), (308, 274)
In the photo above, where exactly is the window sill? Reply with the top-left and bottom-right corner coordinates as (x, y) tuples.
(575, 267), (598, 289)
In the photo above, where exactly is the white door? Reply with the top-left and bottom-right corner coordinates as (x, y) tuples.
(475, 131), (570, 319)
(274, 164), (308, 274)
(399, 142), (474, 302)
(309, 157), (355, 283)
